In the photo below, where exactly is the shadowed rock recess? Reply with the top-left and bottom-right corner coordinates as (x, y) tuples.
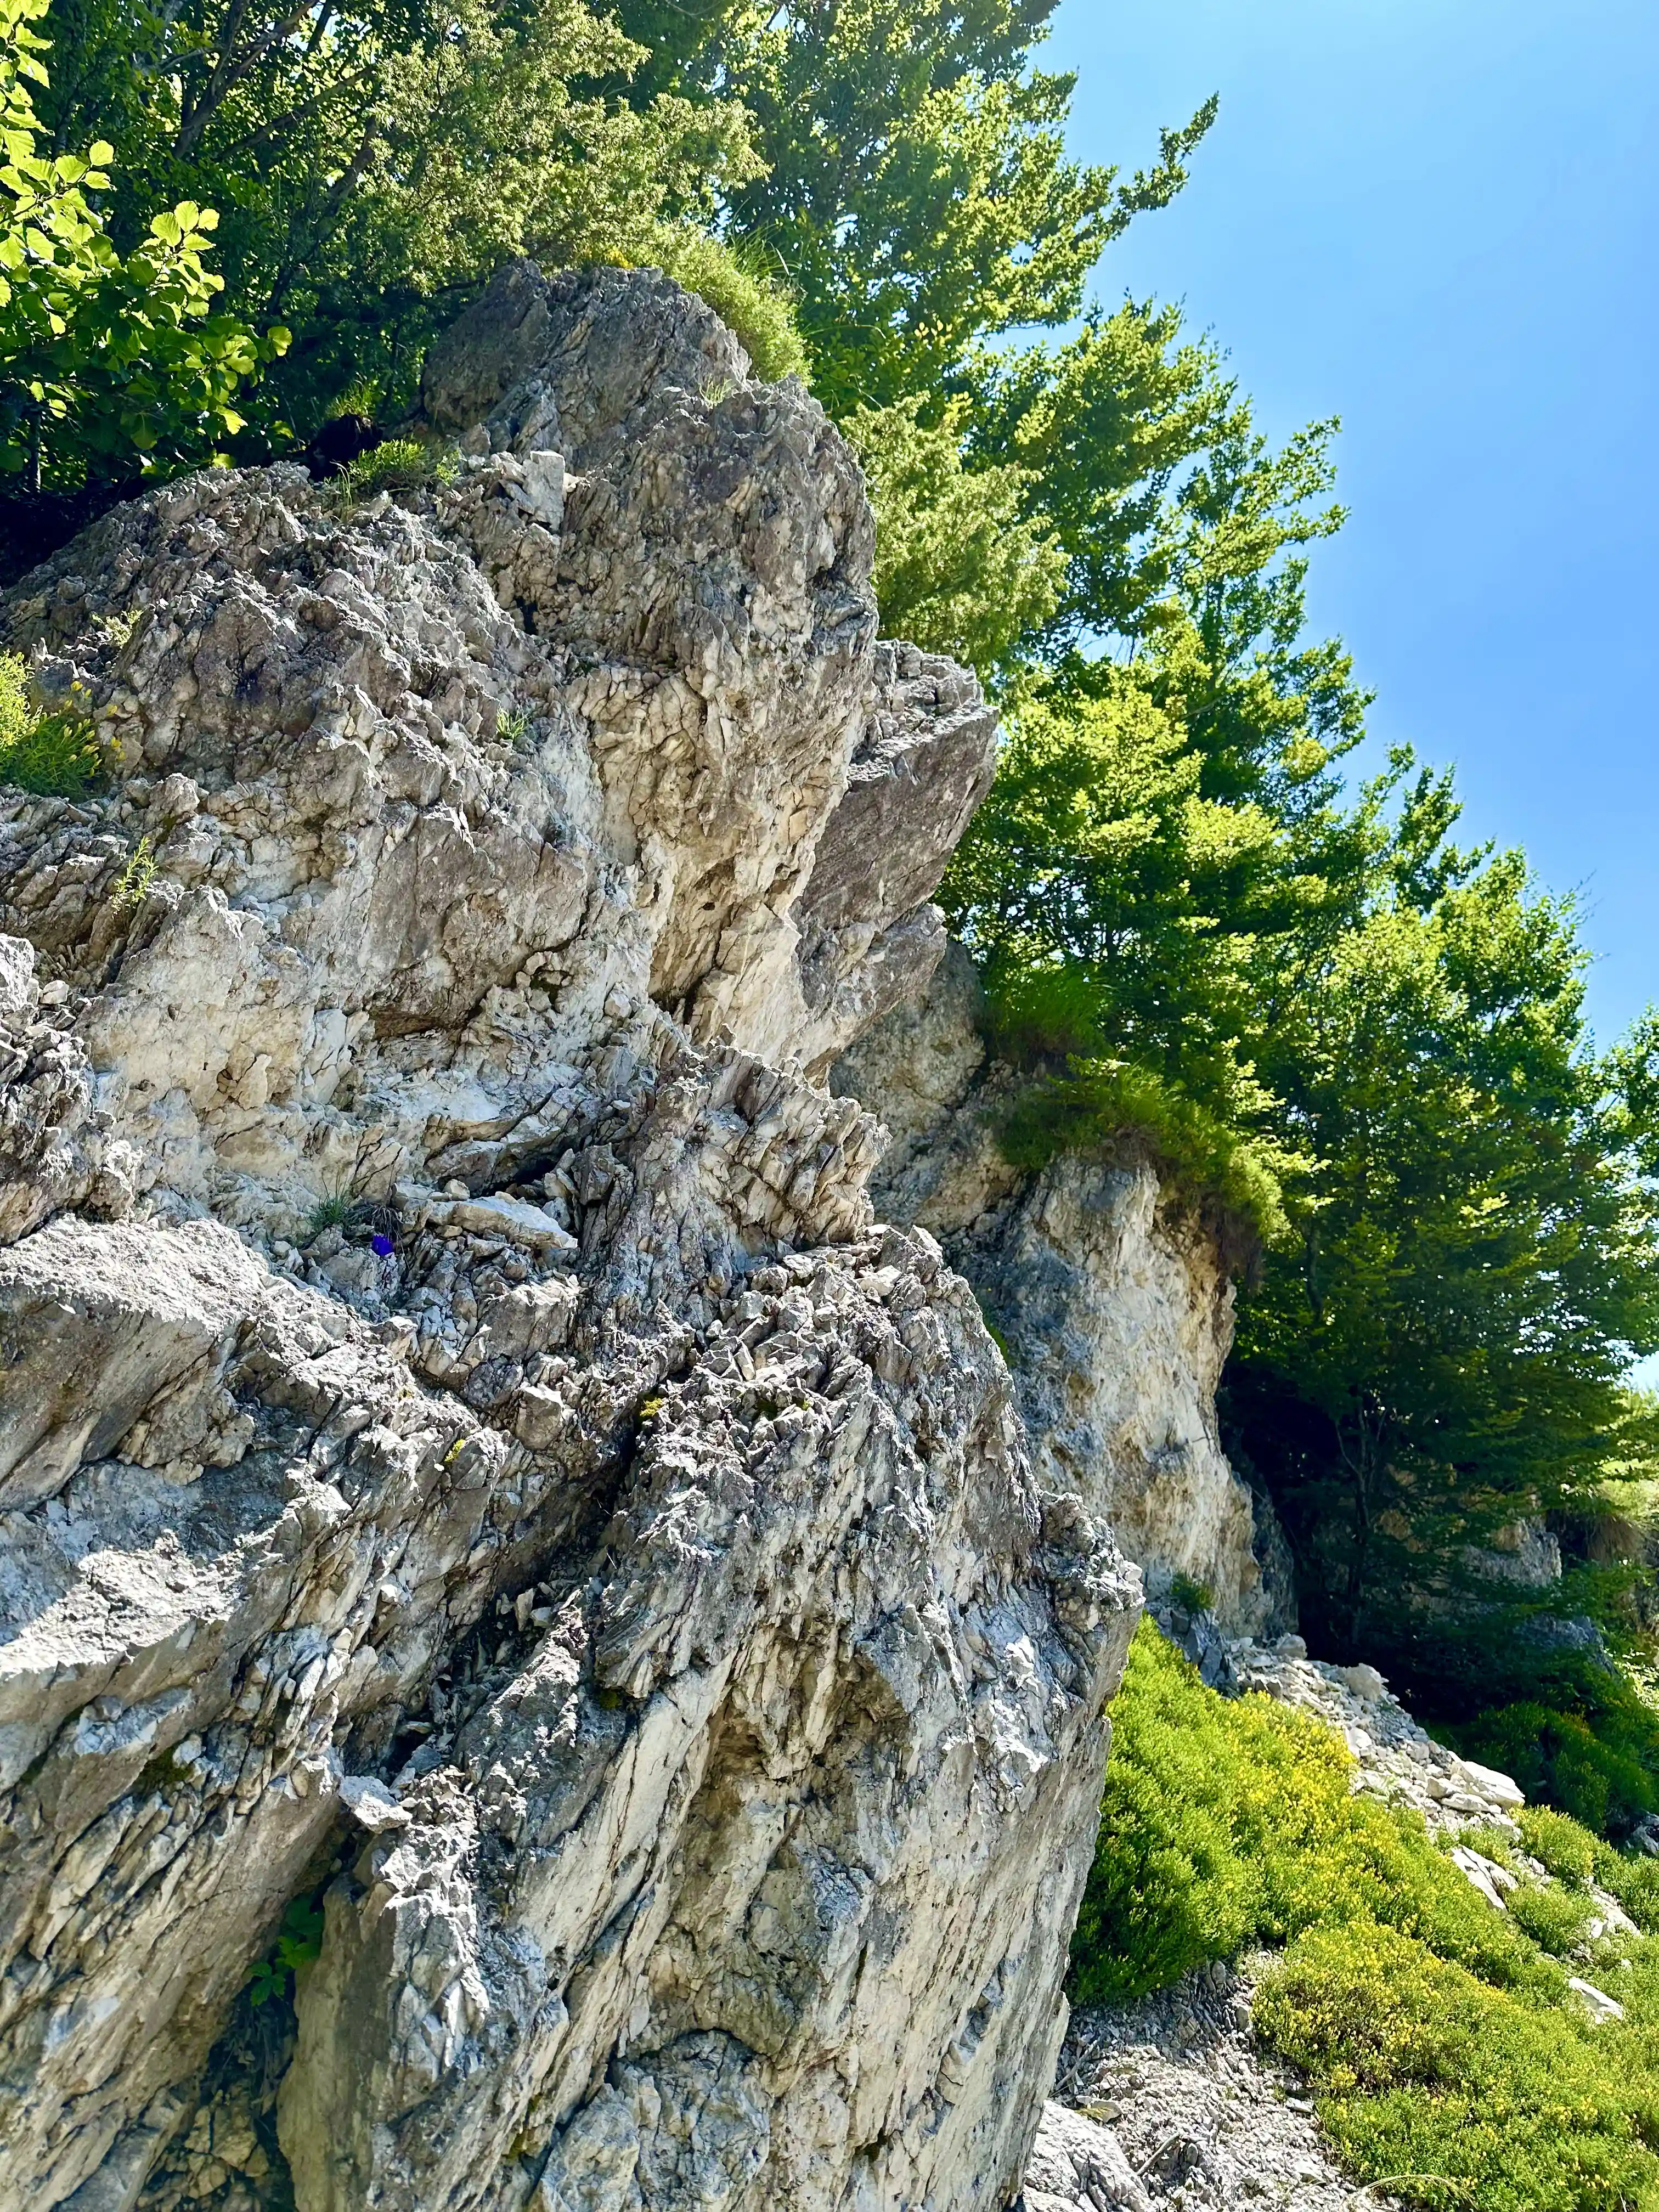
(0, 266), (1226, 2212)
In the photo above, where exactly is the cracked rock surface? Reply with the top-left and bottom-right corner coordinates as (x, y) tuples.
(833, 948), (1284, 1639)
(0, 267), (1165, 2212)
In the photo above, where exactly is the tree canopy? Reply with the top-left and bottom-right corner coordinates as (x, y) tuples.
(31, 0), (755, 435)
(0, 0), (283, 487)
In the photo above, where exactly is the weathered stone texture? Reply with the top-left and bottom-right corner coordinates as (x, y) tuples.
(0, 269), (1152, 2212)
(833, 945), (1280, 1637)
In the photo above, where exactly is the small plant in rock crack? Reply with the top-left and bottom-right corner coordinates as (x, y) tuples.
(303, 1190), (400, 1246)
(111, 834), (157, 910)
(974, 1294), (1011, 1359)
(300, 1134), (403, 1244)
(303, 1190), (354, 1239)
(333, 437), (460, 505)
(497, 707), (534, 749)
(246, 1893), (325, 2007)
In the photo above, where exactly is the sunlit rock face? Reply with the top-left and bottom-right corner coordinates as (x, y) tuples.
(834, 943), (1287, 1640)
(0, 265), (1141, 2212)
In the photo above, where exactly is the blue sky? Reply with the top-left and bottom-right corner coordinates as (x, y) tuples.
(1045, 0), (1658, 1050)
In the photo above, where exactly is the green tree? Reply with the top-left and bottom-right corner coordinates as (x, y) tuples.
(940, 677), (1299, 1230)
(1, 0), (282, 489)
(1226, 825), (1659, 1692)
(36, 0), (755, 431)
(639, 0), (1214, 415)
(614, 0), (1224, 679)
(844, 393), (1065, 679)
(936, 366), (1380, 1231)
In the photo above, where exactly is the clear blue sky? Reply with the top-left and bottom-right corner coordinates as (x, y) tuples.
(1046, 0), (1658, 1049)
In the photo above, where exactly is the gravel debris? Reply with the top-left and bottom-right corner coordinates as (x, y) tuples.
(1046, 1960), (1394, 2211)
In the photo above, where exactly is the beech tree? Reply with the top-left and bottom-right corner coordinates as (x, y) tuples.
(0, 0), (281, 488)
(1229, 842), (1659, 1691)
(619, 0), (1214, 415)
(37, 0), (755, 428)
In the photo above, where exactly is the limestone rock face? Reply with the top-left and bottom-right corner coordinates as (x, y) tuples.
(0, 269), (1139, 2212)
(1020, 2101), (1148, 2212)
(0, 932), (137, 1246)
(834, 947), (1283, 1637)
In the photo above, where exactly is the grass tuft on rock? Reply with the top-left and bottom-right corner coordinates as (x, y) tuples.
(640, 228), (808, 385)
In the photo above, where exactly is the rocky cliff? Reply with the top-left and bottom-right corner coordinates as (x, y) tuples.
(0, 266), (1237, 2212)
(832, 950), (1289, 1645)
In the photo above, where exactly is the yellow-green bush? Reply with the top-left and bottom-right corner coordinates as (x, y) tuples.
(332, 437), (458, 505)
(1521, 1802), (1659, 1934)
(1257, 1925), (1659, 2212)
(1520, 1804), (1603, 1890)
(641, 229), (808, 385)
(1074, 1624), (1659, 2210)
(1504, 1877), (1596, 1959)
(0, 653), (99, 796)
(1071, 1622), (1547, 2007)
(997, 1053), (1291, 1255)
(1451, 1691), (1659, 1839)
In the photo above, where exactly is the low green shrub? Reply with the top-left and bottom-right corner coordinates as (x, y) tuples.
(303, 1192), (355, 1240)
(1255, 1923), (1659, 2212)
(333, 437), (456, 505)
(0, 653), (99, 795)
(1450, 1689), (1659, 1838)
(980, 955), (1294, 1254)
(110, 833), (155, 909)
(1519, 1802), (1659, 1934)
(1071, 1622), (1549, 2007)
(1603, 1852), (1659, 1934)
(1519, 1804), (1601, 1889)
(1504, 1878), (1594, 1959)
(998, 1058), (1290, 1254)
(1169, 1573), (1214, 1615)
(246, 1892), (325, 2008)
(1076, 1625), (1659, 2210)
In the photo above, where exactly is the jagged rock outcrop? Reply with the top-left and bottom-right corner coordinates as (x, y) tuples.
(0, 934), (138, 1246)
(833, 948), (1288, 1640)
(0, 267), (1146, 2212)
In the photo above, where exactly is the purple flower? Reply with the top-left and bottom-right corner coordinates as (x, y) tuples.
(371, 1233), (395, 1257)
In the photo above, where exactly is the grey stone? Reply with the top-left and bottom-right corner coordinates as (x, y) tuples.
(0, 267), (1169, 2212)
(1022, 2101), (1150, 2212)
(834, 959), (1276, 1634)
